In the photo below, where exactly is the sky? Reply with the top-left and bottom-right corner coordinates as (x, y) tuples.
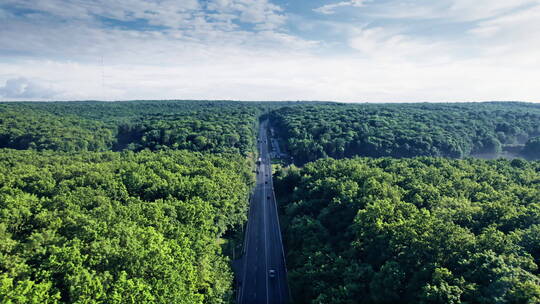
(0, 0), (539, 102)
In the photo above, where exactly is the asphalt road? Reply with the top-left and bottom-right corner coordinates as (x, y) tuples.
(238, 120), (289, 304)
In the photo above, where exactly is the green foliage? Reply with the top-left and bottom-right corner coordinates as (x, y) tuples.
(275, 157), (540, 303)
(5, 100), (540, 303)
(0, 101), (261, 155)
(0, 149), (252, 303)
(115, 108), (258, 154)
(522, 137), (540, 159)
(269, 102), (540, 164)
(0, 106), (114, 152)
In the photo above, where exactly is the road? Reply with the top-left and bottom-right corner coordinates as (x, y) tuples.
(238, 120), (289, 304)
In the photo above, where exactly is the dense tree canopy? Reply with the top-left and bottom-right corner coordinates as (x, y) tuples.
(0, 106), (114, 151)
(523, 137), (540, 159)
(0, 101), (261, 155)
(115, 109), (257, 154)
(269, 102), (540, 164)
(274, 157), (540, 304)
(3, 100), (540, 303)
(0, 149), (252, 303)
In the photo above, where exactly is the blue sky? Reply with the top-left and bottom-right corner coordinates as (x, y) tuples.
(0, 0), (539, 101)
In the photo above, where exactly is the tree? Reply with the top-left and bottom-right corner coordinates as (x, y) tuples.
(522, 137), (540, 159)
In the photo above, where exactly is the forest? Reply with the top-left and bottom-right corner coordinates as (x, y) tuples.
(1, 100), (540, 303)
(0, 149), (252, 303)
(0, 100), (263, 303)
(274, 157), (540, 303)
(0, 101), (262, 155)
(269, 102), (540, 164)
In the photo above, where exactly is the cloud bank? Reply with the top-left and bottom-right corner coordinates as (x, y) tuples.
(0, 0), (539, 102)
(0, 78), (59, 99)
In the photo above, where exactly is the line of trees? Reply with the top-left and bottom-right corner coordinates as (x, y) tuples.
(274, 157), (540, 303)
(269, 102), (540, 164)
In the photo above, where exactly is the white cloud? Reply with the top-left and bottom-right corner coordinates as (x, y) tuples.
(357, 0), (539, 21)
(2, 0), (285, 30)
(463, 4), (540, 68)
(0, 0), (301, 63)
(314, 0), (367, 15)
(206, 0), (286, 29)
(470, 4), (540, 39)
(1, 0), (540, 102)
(447, 0), (538, 21)
(348, 27), (448, 63)
(2, 47), (539, 103)
(2, 0), (201, 27)
(0, 77), (59, 99)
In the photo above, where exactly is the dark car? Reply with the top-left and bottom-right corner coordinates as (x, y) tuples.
(269, 269), (276, 278)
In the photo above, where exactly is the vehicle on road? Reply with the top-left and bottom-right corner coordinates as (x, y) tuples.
(269, 269), (276, 278)
(267, 195), (270, 199)
(256, 157), (262, 165)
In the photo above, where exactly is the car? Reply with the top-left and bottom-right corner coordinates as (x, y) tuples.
(265, 181), (268, 184)
(267, 195), (270, 199)
(268, 269), (276, 278)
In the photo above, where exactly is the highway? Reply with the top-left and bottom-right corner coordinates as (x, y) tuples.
(238, 120), (289, 304)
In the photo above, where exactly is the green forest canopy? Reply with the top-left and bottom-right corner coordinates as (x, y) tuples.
(0, 149), (252, 303)
(269, 102), (540, 164)
(0, 100), (288, 303)
(3, 101), (540, 160)
(274, 157), (540, 304)
(1, 100), (540, 303)
(0, 101), (262, 155)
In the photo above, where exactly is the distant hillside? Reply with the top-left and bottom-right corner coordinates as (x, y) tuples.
(269, 102), (540, 164)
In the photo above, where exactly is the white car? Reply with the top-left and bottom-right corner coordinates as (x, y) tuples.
(268, 269), (276, 278)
